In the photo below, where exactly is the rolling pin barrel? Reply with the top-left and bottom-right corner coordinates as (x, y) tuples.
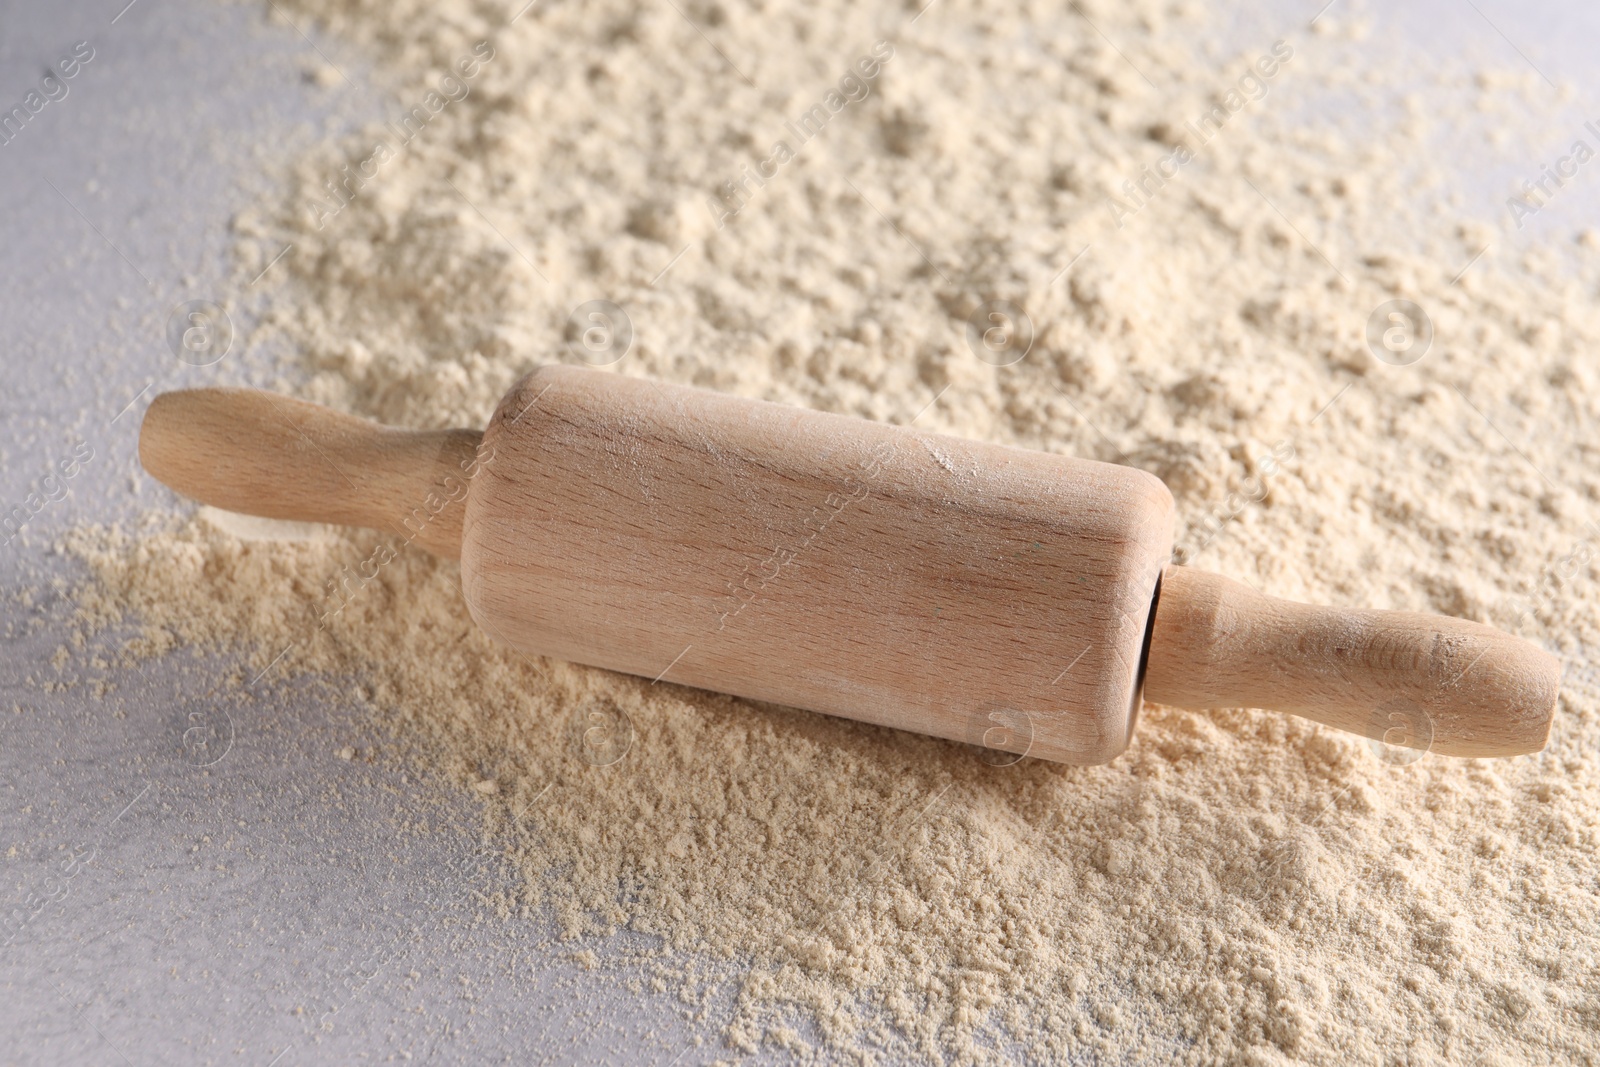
(460, 366), (1175, 765)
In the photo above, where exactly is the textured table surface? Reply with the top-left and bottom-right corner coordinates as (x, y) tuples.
(2, 1), (1597, 1064)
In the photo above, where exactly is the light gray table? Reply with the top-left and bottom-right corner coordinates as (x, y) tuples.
(2, 1), (1596, 1063)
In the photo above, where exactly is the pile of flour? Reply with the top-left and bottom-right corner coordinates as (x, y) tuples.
(69, 0), (1600, 1061)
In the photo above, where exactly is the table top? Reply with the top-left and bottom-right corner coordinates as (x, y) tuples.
(2, 1), (1597, 1064)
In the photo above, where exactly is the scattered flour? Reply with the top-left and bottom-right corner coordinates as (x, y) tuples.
(61, 0), (1600, 1062)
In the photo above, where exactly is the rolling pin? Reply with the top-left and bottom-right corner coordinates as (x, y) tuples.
(138, 366), (1560, 764)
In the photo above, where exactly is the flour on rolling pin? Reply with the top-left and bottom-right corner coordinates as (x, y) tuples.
(138, 366), (1561, 765)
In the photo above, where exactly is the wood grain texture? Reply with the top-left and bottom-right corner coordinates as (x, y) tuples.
(139, 388), (484, 558)
(461, 366), (1177, 764)
(1144, 566), (1560, 757)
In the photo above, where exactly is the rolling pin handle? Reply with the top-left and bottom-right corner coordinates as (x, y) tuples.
(1143, 565), (1560, 758)
(139, 388), (483, 558)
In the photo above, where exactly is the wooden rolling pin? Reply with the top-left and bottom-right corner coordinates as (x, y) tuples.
(138, 366), (1560, 764)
